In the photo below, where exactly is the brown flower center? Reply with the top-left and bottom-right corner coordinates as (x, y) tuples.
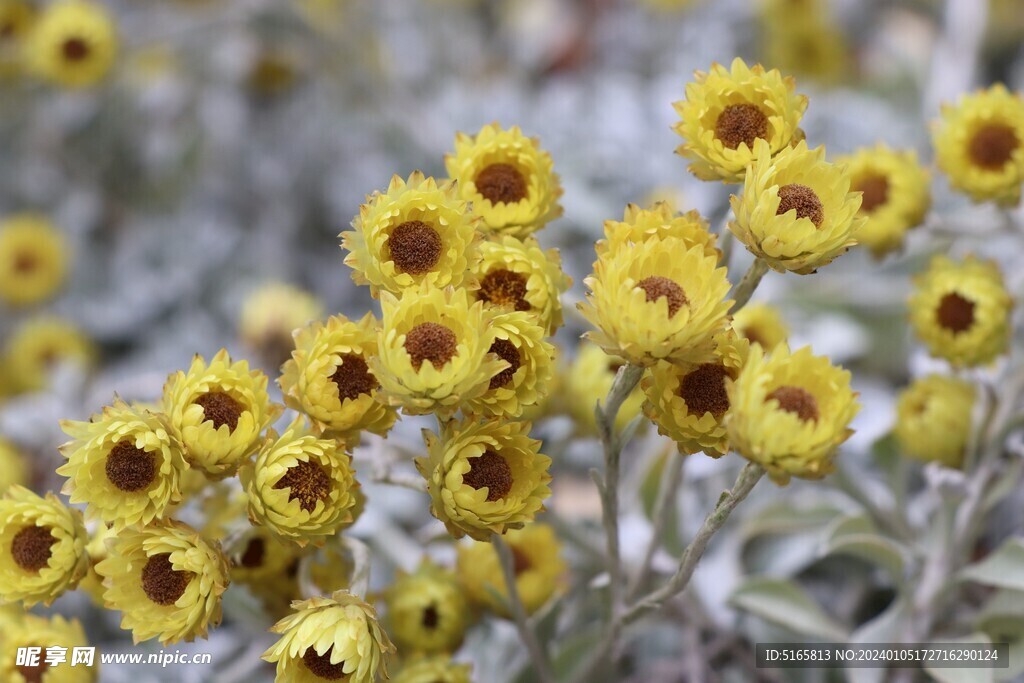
(141, 553), (193, 606)
(274, 459), (332, 513)
(388, 220), (443, 275)
(488, 338), (521, 390)
(854, 174), (889, 213)
(16, 650), (48, 683)
(636, 276), (687, 317)
(478, 269), (531, 311)
(969, 123), (1019, 170)
(740, 326), (766, 348)
(302, 646), (348, 680)
(475, 162), (528, 204)
(462, 450), (513, 502)
(679, 363), (731, 417)
(13, 251), (37, 274)
(62, 37), (90, 62)
(194, 391), (244, 431)
(777, 184), (824, 227)
(239, 538), (265, 568)
(422, 604), (439, 629)
(404, 322), (458, 370)
(105, 439), (157, 492)
(714, 103), (769, 150)
(331, 353), (378, 402)
(936, 292), (975, 334)
(511, 545), (532, 574)
(766, 385), (819, 422)
(11, 526), (56, 573)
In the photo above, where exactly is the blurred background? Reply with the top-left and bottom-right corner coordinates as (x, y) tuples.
(2, 0), (1023, 681)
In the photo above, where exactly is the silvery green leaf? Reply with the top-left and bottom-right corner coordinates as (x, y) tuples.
(975, 589), (1024, 639)
(845, 596), (909, 683)
(739, 501), (845, 539)
(923, 633), (994, 683)
(960, 539), (1024, 592)
(728, 577), (848, 642)
(820, 515), (910, 581)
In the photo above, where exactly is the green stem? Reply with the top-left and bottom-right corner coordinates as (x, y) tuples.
(729, 257), (770, 314)
(495, 536), (556, 683)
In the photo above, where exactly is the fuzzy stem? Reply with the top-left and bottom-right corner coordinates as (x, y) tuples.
(729, 257), (770, 314)
(628, 449), (685, 598)
(495, 536), (556, 683)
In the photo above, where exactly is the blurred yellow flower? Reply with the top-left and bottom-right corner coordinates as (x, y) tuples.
(58, 400), (189, 529)
(643, 331), (750, 456)
(0, 613), (94, 683)
(673, 58), (808, 182)
(0, 0), (35, 79)
(392, 656), (472, 683)
(836, 145), (931, 257)
(383, 560), (470, 656)
(4, 316), (95, 393)
(163, 349), (283, 478)
(0, 486), (88, 606)
(463, 311), (556, 419)
(895, 375), (975, 469)
(730, 140), (864, 274)
(726, 344), (859, 484)
(0, 213), (66, 307)
(598, 202), (719, 262)
(280, 313), (398, 438)
(239, 282), (324, 369)
(227, 525), (302, 586)
(579, 235), (732, 365)
(240, 416), (359, 547)
(470, 234), (571, 335)
(908, 255), (1012, 368)
(28, 0), (116, 88)
(445, 123), (563, 237)
(375, 285), (504, 416)
(0, 436), (27, 492)
(760, 4), (848, 86)
(341, 171), (480, 297)
(78, 521), (115, 606)
(933, 84), (1024, 206)
(564, 342), (644, 435)
(416, 418), (551, 541)
(456, 523), (565, 617)
(96, 519), (229, 645)
(262, 591), (395, 683)
(731, 303), (788, 350)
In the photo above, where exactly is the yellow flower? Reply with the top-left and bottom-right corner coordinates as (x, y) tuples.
(0, 214), (66, 307)
(563, 342), (644, 435)
(456, 523), (565, 617)
(262, 591), (395, 683)
(731, 303), (788, 350)
(909, 255), (1012, 368)
(895, 375), (975, 469)
(57, 400), (189, 529)
(726, 344), (860, 484)
(279, 313), (398, 438)
(307, 542), (355, 595)
(835, 145), (931, 257)
(375, 285), (505, 416)
(163, 349), (283, 478)
(729, 139), (865, 274)
(341, 171), (480, 297)
(416, 418), (552, 541)
(240, 416), (359, 546)
(760, 7), (848, 86)
(227, 525), (302, 586)
(27, 0), (116, 88)
(238, 282), (324, 369)
(470, 234), (571, 335)
(0, 613), (95, 683)
(96, 519), (229, 645)
(464, 311), (556, 419)
(0, 437), (28, 492)
(444, 123), (563, 237)
(78, 521), (115, 606)
(579, 236), (732, 365)
(392, 656), (472, 683)
(4, 316), (95, 393)
(597, 202), (719, 262)
(673, 58), (808, 182)
(0, 1), (35, 79)
(643, 331), (750, 456)
(0, 486), (87, 606)
(383, 560), (470, 656)
(933, 84), (1024, 206)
